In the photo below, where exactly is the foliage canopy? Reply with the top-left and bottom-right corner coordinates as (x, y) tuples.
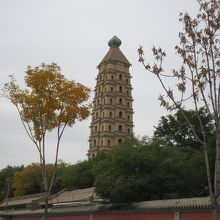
(154, 108), (214, 149)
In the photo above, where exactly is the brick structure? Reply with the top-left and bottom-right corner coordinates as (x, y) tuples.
(88, 36), (134, 158)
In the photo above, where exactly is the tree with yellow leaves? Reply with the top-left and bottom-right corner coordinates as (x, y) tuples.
(2, 63), (90, 219)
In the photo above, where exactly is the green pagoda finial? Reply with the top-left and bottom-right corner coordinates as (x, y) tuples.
(108, 36), (122, 48)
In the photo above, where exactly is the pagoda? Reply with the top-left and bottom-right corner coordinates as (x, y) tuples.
(88, 36), (134, 158)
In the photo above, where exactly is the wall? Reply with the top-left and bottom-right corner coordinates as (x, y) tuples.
(180, 211), (220, 220)
(11, 211), (220, 220)
(93, 213), (173, 220)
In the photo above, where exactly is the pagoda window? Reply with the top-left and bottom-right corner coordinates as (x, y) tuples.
(118, 139), (122, 144)
(108, 125), (111, 132)
(94, 139), (97, 146)
(128, 128), (130, 134)
(108, 139), (111, 146)
(119, 98), (122, 104)
(111, 75), (114, 80)
(95, 126), (97, 132)
(119, 86), (122, 92)
(101, 140), (103, 146)
(111, 87), (113, 92)
(119, 125), (122, 131)
(110, 99), (113, 104)
(96, 112), (98, 118)
(109, 112), (112, 117)
(119, 111), (122, 118)
(127, 115), (130, 121)
(119, 74), (122, 80)
(127, 102), (129, 107)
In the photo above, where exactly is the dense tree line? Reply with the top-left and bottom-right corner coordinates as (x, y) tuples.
(94, 138), (211, 202)
(0, 109), (215, 203)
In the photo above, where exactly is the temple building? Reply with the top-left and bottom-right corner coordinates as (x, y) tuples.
(88, 36), (134, 158)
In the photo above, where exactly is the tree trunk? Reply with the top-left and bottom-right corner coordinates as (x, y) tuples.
(42, 167), (49, 220)
(215, 120), (220, 197)
(211, 206), (218, 220)
(43, 191), (49, 220)
(211, 119), (220, 220)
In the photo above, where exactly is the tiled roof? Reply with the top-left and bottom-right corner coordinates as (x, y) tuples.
(132, 196), (215, 211)
(48, 187), (98, 204)
(0, 193), (45, 208)
(1, 188), (219, 215)
(98, 48), (131, 67)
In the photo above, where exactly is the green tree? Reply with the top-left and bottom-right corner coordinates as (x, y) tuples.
(0, 165), (23, 202)
(62, 160), (94, 190)
(154, 108), (214, 149)
(94, 141), (150, 203)
(2, 63), (90, 220)
(94, 138), (207, 203)
(61, 152), (107, 190)
(150, 145), (207, 198)
(138, 0), (220, 218)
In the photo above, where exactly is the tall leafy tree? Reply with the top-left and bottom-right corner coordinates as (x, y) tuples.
(154, 108), (214, 148)
(94, 138), (207, 203)
(138, 0), (220, 218)
(2, 63), (90, 219)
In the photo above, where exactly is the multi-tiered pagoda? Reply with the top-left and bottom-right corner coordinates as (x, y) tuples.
(88, 36), (134, 158)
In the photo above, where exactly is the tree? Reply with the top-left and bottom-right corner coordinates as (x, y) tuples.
(61, 152), (107, 190)
(62, 160), (95, 190)
(12, 163), (43, 196)
(94, 139), (154, 203)
(138, 0), (220, 218)
(154, 108), (214, 149)
(2, 63), (90, 219)
(94, 138), (207, 203)
(0, 165), (23, 202)
(12, 163), (65, 197)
